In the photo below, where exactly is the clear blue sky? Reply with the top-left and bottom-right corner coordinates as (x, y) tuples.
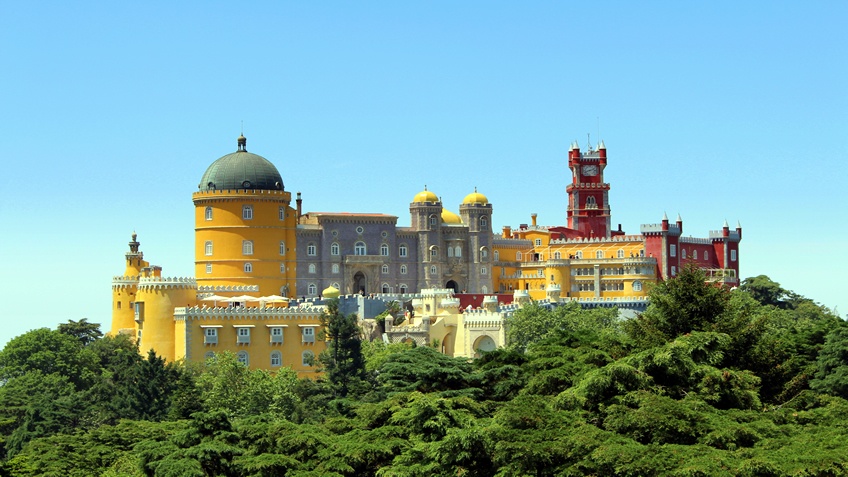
(1, 1), (845, 348)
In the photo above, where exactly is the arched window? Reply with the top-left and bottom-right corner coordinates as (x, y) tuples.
(244, 263), (252, 273)
(280, 262), (285, 273)
(382, 264), (389, 274)
(380, 244), (389, 256)
(430, 265), (437, 275)
(279, 241), (286, 255)
(399, 244), (408, 257)
(493, 250), (499, 261)
(586, 196), (596, 207)
(693, 250), (699, 260)
(243, 240), (253, 255)
(355, 242), (367, 255)
(308, 283), (317, 295)
(448, 247), (454, 258)
(308, 264), (316, 274)
(399, 284), (408, 293)
(400, 264), (407, 274)
(480, 247), (488, 259)
(681, 249), (687, 259)
(279, 207), (285, 221)
(332, 264), (340, 274)
(576, 251), (583, 259)
(481, 285), (488, 294)
(307, 243), (317, 256)
(554, 251), (561, 259)
(237, 351), (249, 366)
(516, 251), (522, 261)
(455, 246), (462, 257)
(242, 205), (253, 220)
(382, 283), (390, 293)
(481, 267), (487, 275)
(270, 351), (282, 367)
(302, 350), (314, 367)
(205, 241), (213, 256)
(617, 249), (625, 258)
(480, 216), (488, 228)
(206, 263), (212, 274)
(331, 282), (340, 289)
(205, 207), (213, 221)
(633, 280), (643, 292)
(429, 215), (438, 226)
(704, 251), (709, 260)
(331, 242), (340, 256)
(429, 245), (438, 258)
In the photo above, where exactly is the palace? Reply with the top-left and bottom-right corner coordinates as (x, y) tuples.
(111, 135), (740, 368)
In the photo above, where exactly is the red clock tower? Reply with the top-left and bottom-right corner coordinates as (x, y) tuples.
(566, 140), (611, 238)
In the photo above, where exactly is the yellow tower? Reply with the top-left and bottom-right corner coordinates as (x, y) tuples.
(111, 233), (149, 337)
(193, 135), (298, 298)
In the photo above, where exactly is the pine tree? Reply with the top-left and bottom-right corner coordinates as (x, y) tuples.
(318, 299), (367, 398)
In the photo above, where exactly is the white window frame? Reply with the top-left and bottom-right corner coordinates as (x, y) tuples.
(576, 251), (583, 259)
(494, 250), (499, 261)
(244, 263), (253, 273)
(382, 264), (389, 274)
(430, 265), (437, 275)
(308, 264), (316, 274)
(535, 239), (542, 246)
(269, 326), (285, 344)
(399, 244), (408, 257)
(455, 246), (462, 258)
(206, 263), (212, 274)
(279, 207), (285, 221)
(280, 241), (286, 255)
(201, 326), (221, 345)
(480, 216), (488, 228)
(554, 251), (561, 259)
(205, 241), (213, 256)
(596, 250), (604, 259)
(633, 281), (642, 292)
(332, 264), (340, 274)
(235, 326), (252, 344)
(380, 244), (389, 256)
(307, 283), (317, 296)
(301, 326), (316, 343)
(400, 264), (407, 275)
(205, 206), (213, 221)
(617, 249), (625, 258)
(516, 251), (522, 260)
(307, 243), (317, 256)
(670, 244), (677, 257)
(354, 242), (366, 256)
(671, 266), (677, 276)
(270, 351), (282, 367)
(242, 205), (253, 220)
(704, 251), (709, 260)
(731, 250), (737, 262)
(481, 267), (487, 275)
(693, 250), (698, 260)
(331, 242), (340, 256)
(237, 351), (249, 366)
(243, 240), (253, 255)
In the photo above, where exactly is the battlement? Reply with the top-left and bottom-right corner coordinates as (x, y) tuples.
(138, 277), (197, 290)
(680, 236), (712, 245)
(709, 230), (741, 241)
(566, 182), (610, 191)
(192, 189), (292, 199)
(112, 276), (139, 288)
(549, 234), (644, 245)
(197, 285), (260, 293)
(640, 223), (681, 234)
(174, 304), (326, 320)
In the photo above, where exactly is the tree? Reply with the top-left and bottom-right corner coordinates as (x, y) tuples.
(318, 299), (368, 398)
(740, 275), (810, 310)
(505, 300), (620, 352)
(811, 323), (848, 398)
(0, 328), (98, 389)
(57, 319), (103, 347)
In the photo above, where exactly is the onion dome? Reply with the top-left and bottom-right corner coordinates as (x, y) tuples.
(462, 188), (489, 205)
(199, 135), (284, 191)
(412, 185), (439, 203)
(441, 209), (463, 224)
(322, 285), (340, 299)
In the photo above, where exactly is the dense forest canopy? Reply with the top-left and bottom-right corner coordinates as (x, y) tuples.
(1, 267), (846, 476)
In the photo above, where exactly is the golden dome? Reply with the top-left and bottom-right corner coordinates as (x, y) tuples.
(412, 186), (439, 203)
(441, 209), (463, 224)
(322, 285), (340, 299)
(462, 188), (488, 205)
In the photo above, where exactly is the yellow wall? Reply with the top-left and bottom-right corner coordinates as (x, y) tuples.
(135, 280), (196, 362)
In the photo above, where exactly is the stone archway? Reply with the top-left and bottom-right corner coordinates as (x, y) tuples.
(353, 271), (367, 294)
(446, 280), (459, 293)
(473, 335), (497, 358)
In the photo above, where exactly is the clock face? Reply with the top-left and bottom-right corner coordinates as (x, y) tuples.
(582, 165), (599, 176)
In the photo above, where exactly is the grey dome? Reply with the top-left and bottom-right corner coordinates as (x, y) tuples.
(199, 136), (284, 191)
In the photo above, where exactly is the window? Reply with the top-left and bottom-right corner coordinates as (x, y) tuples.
(205, 241), (213, 256)
(280, 241), (286, 255)
(671, 266), (677, 276)
(516, 251), (522, 260)
(731, 250), (737, 261)
(237, 327), (251, 344)
(430, 247), (438, 258)
(382, 264), (389, 274)
(355, 242), (366, 255)
(400, 264), (407, 274)
(399, 244), (408, 257)
(455, 246), (461, 257)
(430, 265), (437, 275)
(244, 263), (252, 273)
(429, 215), (437, 226)
(307, 243), (317, 256)
(554, 251), (561, 259)
(308, 264), (316, 274)
(382, 283), (390, 293)
(242, 205), (253, 220)
(596, 250), (604, 259)
(279, 207), (285, 220)
(204, 351), (215, 361)
(537, 269), (544, 277)
(681, 249), (687, 259)
(308, 283), (317, 296)
(480, 216), (488, 228)
(280, 262), (285, 273)
(693, 250), (698, 260)
(617, 249), (625, 258)
(448, 247), (453, 258)
(302, 350), (314, 367)
(586, 196), (596, 207)
(670, 244), (676, 257)
(206, 263), (212, 274)
(270, 327), (284, 343)
(482, 285), (489, 293)
(205, 207), (213, 221)
(331, 242), (340, 256)
(243, 240), (253, 255)
(576, 251), (583, 259)
(332, 264), (340, 274)
(481, 267), (487, 275)
(237, 351), (249, 366)
(331, 282), (340, 289)
(204, 328), (218, 344)
(302, 327), (315, 343)
(704, 251), (709, 260)
(535, 239), (542, 246)
(356, 226), (364, 234)
(494, 250), (499, 261)
(480, 247), (488, 259)
(380, 244), (389, 256)
(400, 284), (408, 293)
(270, 351), (282, 367)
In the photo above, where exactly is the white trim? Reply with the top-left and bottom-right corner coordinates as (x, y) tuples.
(265, 324), (289, 328)
(297, 324), (319, 328)
(232, 325), (256, 328)
(199, 325), (224, 328)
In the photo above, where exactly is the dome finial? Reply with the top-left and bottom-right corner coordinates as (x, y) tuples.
(237, 133), (247, 152)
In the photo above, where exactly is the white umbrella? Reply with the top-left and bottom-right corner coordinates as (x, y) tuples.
(225, 295), (261, 304)
(201, 294), (229, 306)
(258, 295), (289, 302)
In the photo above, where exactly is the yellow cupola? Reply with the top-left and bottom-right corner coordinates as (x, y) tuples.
(322, 285), (340, 299)
(462, 188), (489, 205)
(412, 186), (439, 204)
(441, 209), (463, 224)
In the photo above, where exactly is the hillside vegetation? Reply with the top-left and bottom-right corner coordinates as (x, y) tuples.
(1, 266), (846, 476)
